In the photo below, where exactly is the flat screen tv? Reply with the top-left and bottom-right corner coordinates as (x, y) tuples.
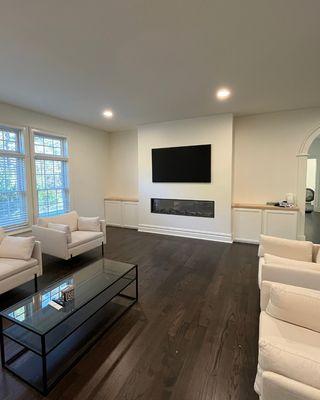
(152, 144), (211, 183)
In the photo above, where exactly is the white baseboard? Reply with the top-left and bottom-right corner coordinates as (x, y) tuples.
(138, 224), (233, 243)
(297, 234), (306, 241)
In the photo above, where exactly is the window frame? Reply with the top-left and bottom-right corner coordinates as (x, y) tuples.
(30, 128), (71, 219)
(0, 123), (33, 232)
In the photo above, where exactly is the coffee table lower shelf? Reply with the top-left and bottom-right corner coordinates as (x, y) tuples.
(0, 265), (138, 396)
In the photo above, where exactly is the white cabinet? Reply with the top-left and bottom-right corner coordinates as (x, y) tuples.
(233, 208), (262, 244)
(232, 205), (298, 243)
(263, 209), (298, 240)
(104, 201), (122, 227)
(104, 199), (138, 229)
(122, 201), (139, 228)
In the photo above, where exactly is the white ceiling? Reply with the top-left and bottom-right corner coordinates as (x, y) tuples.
(0, 0), (320, 131)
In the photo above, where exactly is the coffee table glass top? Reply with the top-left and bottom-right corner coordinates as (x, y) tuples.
(0, 258), (136, 335)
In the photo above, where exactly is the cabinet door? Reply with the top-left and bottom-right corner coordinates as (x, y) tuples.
(263, 210), (297, 239)
(104, 201), (122, 227)
(233, 208), (262, 244)
(122, 202), (138, 229)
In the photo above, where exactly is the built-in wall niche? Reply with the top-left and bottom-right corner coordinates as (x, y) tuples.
(151, 198), (215, 218)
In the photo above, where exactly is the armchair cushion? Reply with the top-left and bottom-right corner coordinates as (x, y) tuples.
(262, 371), (320, 400)
(0, 228), (5, 244)
(0, 258), (38, 280)
(0, 236), (35, 260)
(68, 231), (103, 248)
(259, 311), (320, 391)
(264, 253), (320, 271)
(266, 283), (320, 333)
(38, 210), (78, 232)
(78, 216), (100, 232)
(259, 235), (313, 262)
(48, 222), (72, 243)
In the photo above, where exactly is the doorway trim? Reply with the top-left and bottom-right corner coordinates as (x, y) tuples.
(297, 124), (320, 240)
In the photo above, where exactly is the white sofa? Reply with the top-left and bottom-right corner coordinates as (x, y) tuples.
(0, 230), (42, 295)
(258, 235), (320, 291)
(255, 281), (320, 400)
(32, 211), (106, 260)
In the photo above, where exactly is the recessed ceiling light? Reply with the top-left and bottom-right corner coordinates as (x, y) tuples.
(216, 87), (231, 100)
(102, 109), (113, 118)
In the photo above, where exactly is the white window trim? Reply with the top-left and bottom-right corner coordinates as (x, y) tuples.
(0, 124), (72, 232)
(30, 128), (71, 220)
(0, 123), (33, 231)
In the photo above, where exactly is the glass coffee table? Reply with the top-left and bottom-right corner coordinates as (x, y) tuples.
(0, 258), (138, 395)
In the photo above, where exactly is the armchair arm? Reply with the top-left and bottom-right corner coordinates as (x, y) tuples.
(260, 281), (273, 311)
(262, 371), (320, 400)
(261, 262), (320, 291)
(32, 225), (69, 259)
(31, 241), (43, 276)
(100, 219), (106, 244)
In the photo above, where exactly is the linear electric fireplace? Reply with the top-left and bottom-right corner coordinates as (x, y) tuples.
(151, 198), (215, 218)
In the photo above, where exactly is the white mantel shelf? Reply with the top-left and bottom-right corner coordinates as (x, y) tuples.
(232, 203), (299, 212)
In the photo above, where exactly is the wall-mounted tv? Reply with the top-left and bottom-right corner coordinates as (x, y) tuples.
(152, 144), (211, 183)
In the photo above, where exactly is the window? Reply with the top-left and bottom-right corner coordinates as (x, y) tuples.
(0, 125), (29, 229)
(32, 131), (70, 218)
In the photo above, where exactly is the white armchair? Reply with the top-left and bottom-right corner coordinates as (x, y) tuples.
(255, 281), (320, 400)
(258, 235), (320, 291)
(32, 210), (106, 260)
(0, 229), (42, 295)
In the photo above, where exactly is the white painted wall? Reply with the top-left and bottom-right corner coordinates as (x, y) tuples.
(106, 130), (138, 199)
(138, 114), (233, 242)
(233, 108), (320, 204)
(0, 102), (109, 220)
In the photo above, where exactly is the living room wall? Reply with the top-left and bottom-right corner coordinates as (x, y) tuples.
(138, 114), (233, 242)
(106, 130), (138, 199)
(0, 102), (109, 220)
(233, 108), (320, 204)
(106, 107), (320, 217)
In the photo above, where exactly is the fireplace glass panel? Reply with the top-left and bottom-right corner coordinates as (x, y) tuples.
(151, 198), (214, 218)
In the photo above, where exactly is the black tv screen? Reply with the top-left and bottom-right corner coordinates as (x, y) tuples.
(152, 144), (211, 183)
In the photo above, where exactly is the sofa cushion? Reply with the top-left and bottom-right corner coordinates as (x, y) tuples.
(266, 283), (320, 333)
(264, 253), (320, 271)
(38, 211), (78, 232)
(0, 258), (38, 280)
(0, 236), (35, 260)
(78, 216), (100, 232)
(259, 235), (313, 262)
(259, 311), (320, 391)
(48, 222), (72, 243)
(68, 231), (103, 249)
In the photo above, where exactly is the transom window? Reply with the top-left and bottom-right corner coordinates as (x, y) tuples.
(32, 131), (70, 218)
(0, 126), (29, 229)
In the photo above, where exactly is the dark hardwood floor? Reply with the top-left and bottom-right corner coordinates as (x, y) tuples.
(305, 211), (320, 243)
(0, 227), (259, 400)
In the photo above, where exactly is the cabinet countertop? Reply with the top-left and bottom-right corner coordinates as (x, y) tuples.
(232, 203), (299, 211)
